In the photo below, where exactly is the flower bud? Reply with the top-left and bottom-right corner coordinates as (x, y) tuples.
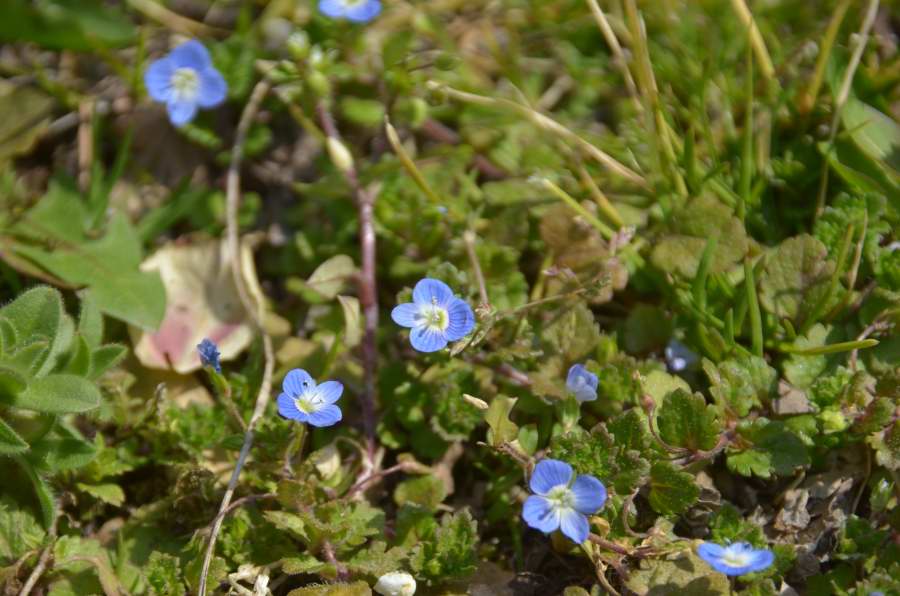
(374, 571), (416, 596)
(326, 137), (355, 174)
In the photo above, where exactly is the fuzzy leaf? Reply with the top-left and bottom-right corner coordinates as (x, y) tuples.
(7, 374), (101, 414)
(648, 461), (699, 516)
(758, 234), (833, 324)
(657, 389), (720, 452)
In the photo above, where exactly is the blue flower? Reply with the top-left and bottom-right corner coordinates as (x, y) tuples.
(144, 40), (227, 127)
(665, 339), (698, 372)
(197, 338), (221, 373)
(566, 364), (598, 402)
(276, 369), (343, 427)
(391, 278), (475, 353)
(319, 0), (382, 23)
(522, 459), (607, 544)
(697, 542), (775, 576)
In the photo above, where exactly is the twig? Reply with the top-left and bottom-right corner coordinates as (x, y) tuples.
(345, 463), (406, 498)
(198, 77), (275, 596)
(206, 493), (278, 531)
(428, 81), (647, 188)
(20, 516), (59, 596)
(585, 0), (641, 112)
(316, 102), (379, 476)
(127, 0), (228, 37)
(815, 0), (880, 218)
(728, 0), (776, 84)
(463, 230), (489, 307)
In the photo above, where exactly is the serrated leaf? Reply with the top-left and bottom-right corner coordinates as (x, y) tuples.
(409, 509), (478, 584)
(7, 374), (101, 414)
(287, 582), (372, 596)
(648, 461), (699, 516)
(704, 355), (776, 417)
(626, 550), (730, 595)
(346, 542), (408, 577)
(758, 235), (834, 324)
(263, 511), (311, 543)
(146, 551), (183, 596)
(657, 389), (720, 452)
(0, 497), (45, 564)
(281, 553), (330, 576)
(727, 419), (810, 479)
(76, 482), (124, 506)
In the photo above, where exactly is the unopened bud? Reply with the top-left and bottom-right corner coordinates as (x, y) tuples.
(374, 571), (416, 596)
(326, 137), (355, 174)
(463, 393), (489, 410)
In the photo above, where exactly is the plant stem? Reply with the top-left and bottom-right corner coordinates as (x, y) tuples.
(317, 101), (379, 473)
(199, 77), (275, 596)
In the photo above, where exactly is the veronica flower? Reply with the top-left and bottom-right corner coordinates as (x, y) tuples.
(697, 542), (775, 576)
(665, 339), (698, 372)
(522, 459), (607, 544)
(391, 278), (475, 353)
(276, 369), (343, 427)
(144, 40), (227, 127)
(567, 364), (598, 402)
(319, 0), (382, 23)
(197, 338), (221, 373)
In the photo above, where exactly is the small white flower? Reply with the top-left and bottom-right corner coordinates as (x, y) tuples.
(374, 571), (416, 596)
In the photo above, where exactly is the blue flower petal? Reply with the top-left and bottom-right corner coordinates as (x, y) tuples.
(166, 98), (198, 127)
(409, 326), (447, 353)
(567, 364), (598, 402)
(283, 369), (315, 397)
(316, 381), (343, 405)
(345, 0), (381, 22)
(444, 297), (475, 341)
(745, 548), (775, 573)
(277, 393), (306, 421)
(570, 474), (607, 514)
(522, 495), (560, 533)
(558, 508), (589, 543)
(412, 278), (454, 308)
(169, 40), (212, 71)
(697, 542), (774, 576)
(391, 302), (420, 328)
(529, 459), (573, 495)
(196, 68), (227, 108)
(144, 57), (175, 102)
(318, 0), (345, 18)
(308, 404), (342, 427)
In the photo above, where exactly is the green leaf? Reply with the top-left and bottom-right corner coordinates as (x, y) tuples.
(77, 291), (104, 349)
(87, 344), (127, 380)
(0, 416), (28, 455)
(657, 389), (720, 452)
(623, 304), (672, 354)
(0, 496), (45, 565)
(648, 461), (699, 516)
(703, 355), (776, 417)
(727, 419), (810, 479)
(263, 511), (311, 543)
(0, 0), (136, 51)
(7, 374), (101, 414)
(650, 195), (748, 277)
(0, 82), (54, 164)
(841, 97), (900, 176)
(0, 285), (72, 376)
(14, 213), (166, 330)
(345, 542), (408, 577)
(63, 334), (92, 377)
(28, 429), (97, 472)
(76, 482), (125, 507)
(145, 551), (183, 596)
(286, 582), (372, 596)
(758, 234), (834, 325)
(485, 395), (519, 446)
(13, 456), (55, 527)
(337, 295), (362, 348)
(626, 550), (730, 595)
(394, 474), (447, 509)
(303, 255), (356, 302)
(281, 553), (331, 576)
(409, 509), (478, 584)
(870, 421), (900, 472)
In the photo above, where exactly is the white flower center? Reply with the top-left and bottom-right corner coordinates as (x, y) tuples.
(295, 381), (324, 414)
(418, 302), (449, 332)
(171, 67), (199, 101)
(721, 548), (752, 568)
(546, 485), (575, 511)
